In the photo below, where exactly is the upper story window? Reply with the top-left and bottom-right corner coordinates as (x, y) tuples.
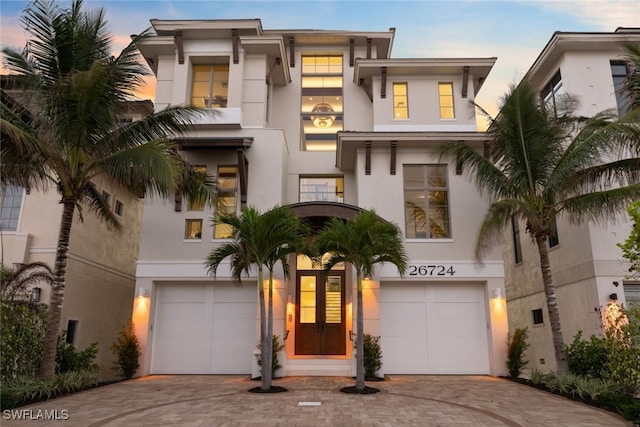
(214, 166), (238, 239)
(611, 61), (630, 115)
(0, 185), (24, 232)
(191, 64), (229, 108)
(301, 56), (343, 151)
(512, 215), (523, 264)
(541, 70), (564, 117)
(548, 218), (559, 248)
(438, 82), (455, 119)
(187, 166), (207, 211)
(403, 165), (450, 239)
(393, 83), (408, 119)
(299, 177), (344, 203)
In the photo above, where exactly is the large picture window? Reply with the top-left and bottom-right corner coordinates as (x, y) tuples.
(438, 82), (455, 119)
(301, 56), (343, 151)
(403, 165), (450, 239)
(214, 166), (238, 239)
(191, 64), (229, 108)
(611, 61), (630, 116)
(541, 70), (564, 117)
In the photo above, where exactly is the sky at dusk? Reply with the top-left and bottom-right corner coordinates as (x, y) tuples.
(1, 0), (638, 118)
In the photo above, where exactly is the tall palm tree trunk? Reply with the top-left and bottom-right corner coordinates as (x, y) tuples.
(257, 268), (269, 391)
(39, 199), (75, 379)
(355, 272), (365, 390)
(535, 236), (568, 374)
(264, 274), (274, 390)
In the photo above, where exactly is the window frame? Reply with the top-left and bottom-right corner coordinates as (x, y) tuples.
(541, 70), (564, 117)
(190, 62), (230, 109)
(185, 219), (203, 240)
(114, 199), (124, 218)
(610, 60), (630, 115)
(299, 176), (344, 203)
(213, 165), (239, 239)
(0, 185), (24, 232)
(548, 218), (559, 248)
(532, 308), (544, 325)
(403, 164), (451, 239)
(393, 82), (409, 119)
(438, 82), (455, 120)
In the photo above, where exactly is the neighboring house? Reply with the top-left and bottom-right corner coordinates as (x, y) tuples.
(133, 18), (509, 378)
(0, 77), (152, 381)
(503, 28), (640, 373)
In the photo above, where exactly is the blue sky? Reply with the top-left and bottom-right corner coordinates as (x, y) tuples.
(1, 0), (638, 117)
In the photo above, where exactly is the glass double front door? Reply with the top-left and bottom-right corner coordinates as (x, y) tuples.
(295, 270), (346, 355)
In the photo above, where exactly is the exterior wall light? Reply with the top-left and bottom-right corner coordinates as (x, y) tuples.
(136, 287), (148, 298)
(493, 288), (503, 299)
(30, 287), (41, 303)
(609, 293), (618, 301)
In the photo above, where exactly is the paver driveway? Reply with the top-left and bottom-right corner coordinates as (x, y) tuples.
(2, 375), (631, 426)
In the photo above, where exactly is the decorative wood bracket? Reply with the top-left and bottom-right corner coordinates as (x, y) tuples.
(359, 78), (373, 102)
(365, 141), (372, 175)
(366, 38), (372, 59)
(237, 149), (249, 207)
(462, 66), (470, 98)
(381, 67), (387, 99)
(174, 31), (184, 64)
(349, 38), (355, 67)
(390, 141), (397, 175)
(289, 36), (295, 68)
(232, 29), (239, 64)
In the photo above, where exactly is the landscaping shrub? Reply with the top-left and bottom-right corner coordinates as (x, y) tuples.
(363, 333), (382, 379)
(111, 321), (140, 379)
(566, 330), (608, 379)
(506, 327), (529, 378)
(256, 335), (285, 377)
(55, 332), (99, 374)
(0, 301), (47, 381)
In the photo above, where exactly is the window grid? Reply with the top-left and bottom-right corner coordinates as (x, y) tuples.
(611, 61), (630, 115)
(438, 82), (455, 119)
(393, 82), (408, 119)
(299, 177), (344, 203)
(0, 185), (23, 231)
(403, 165), (451, 239)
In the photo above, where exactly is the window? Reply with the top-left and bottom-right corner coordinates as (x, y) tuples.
(393, 82), (408, 119)
(66, 320), (79, 344)
(185, 219), (203, 240)
(0, 185), (24, 231)
(403, 165), (450, 239)
(299, 177), (344, 203)
(114, 200), (124, 217)
(438, 82), (454, 119)
(611, 61), (630, 115)
(187, 166), (207, 211)
(532, 309), (544, 325)
(214, 166), (238, 239)
(512, 215), (523, 264)
(541, 70), (565, 117)
(301, 56), (343, 151)
(101, 190), (111, 205)
(191, 64), (229, 108)
(549, 218), (559, 248)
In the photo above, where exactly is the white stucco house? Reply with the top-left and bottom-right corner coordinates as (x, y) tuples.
(130, 18), (509, 378)
(503, 28), (640, 373)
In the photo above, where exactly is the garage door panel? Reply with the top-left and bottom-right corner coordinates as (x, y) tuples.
(381, 283), (489, 374)
(152, 283), (256, 374)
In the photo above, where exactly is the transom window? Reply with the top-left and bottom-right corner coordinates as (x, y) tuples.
(403, 165), (451, 239)
(214, 166), (238, 239)
(301, 56), (343, 152)
(299, 177), (344, 203)
(191, 64), (229, 108)
(438, 82), (455, 119)
(393, 82), (408, 119)
(0, 185), (23, 231)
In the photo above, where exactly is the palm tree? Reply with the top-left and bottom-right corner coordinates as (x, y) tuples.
(0, 262), (54, 303)
(622, 44), (640, 111)
(205, 206), (308, 392)
(440, 81), (640, 373)
(315, 210), (407, 392)
(1, 0), (214, 379)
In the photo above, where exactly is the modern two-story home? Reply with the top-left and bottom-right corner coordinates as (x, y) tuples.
(503, 28), (640, 373)
(132, 18), (509, 378)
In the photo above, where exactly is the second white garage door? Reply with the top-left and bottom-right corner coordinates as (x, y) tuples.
(151, 283), (257, 374)
(380, 282), (490, 374)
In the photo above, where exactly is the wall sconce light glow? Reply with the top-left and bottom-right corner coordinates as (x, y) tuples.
(137, 287), (147, 298)
(493, 288), (503, 299)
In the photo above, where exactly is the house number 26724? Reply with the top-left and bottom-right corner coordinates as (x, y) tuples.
(408, 264), (456, 276)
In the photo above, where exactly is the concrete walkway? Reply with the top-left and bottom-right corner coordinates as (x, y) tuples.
(2, 375), (631, 426)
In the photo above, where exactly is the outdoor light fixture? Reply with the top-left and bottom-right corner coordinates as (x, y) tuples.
(349, 330), (356, 342)
(493, 288), (503, 299)
(609, 293), (618, 301)
(310, 103), (335, 128)
(30, 287), (41, 303)
(137, 287), (147, 298)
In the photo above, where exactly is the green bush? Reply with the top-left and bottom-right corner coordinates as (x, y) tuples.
(363, 333), (382, 379)
(0, 301), (47, 381)
(111, 321), (140, 379)
(55, 332), (99, 374)
(566, 330), (608, 379)
(256, 335), (285, 377)
(506, 327), (529, 378)
(596, 391), (640, 425)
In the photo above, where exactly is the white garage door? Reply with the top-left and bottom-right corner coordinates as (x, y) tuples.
(151, 283), (256, 374)
(380, 282), (490, 374)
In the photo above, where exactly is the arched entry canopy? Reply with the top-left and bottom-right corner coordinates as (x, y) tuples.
(287, 201), (365, 231)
